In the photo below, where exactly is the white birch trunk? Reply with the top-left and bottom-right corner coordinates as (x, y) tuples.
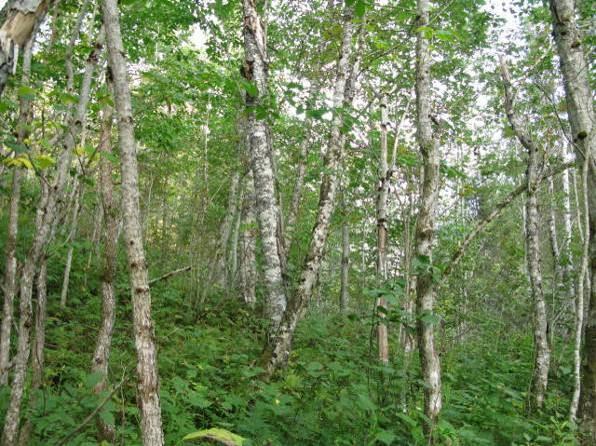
(240, 171), (257, 306)
(549, 2), (595, 437)
(376, 95), (389, 364)
(242, 0), (286, 328)
(500, 57), (550, 410)
(263, 4), (355, 375)
(101, 1), (164, 443)
(60, 178), (83, 307)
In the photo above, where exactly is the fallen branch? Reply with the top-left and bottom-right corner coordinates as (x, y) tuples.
(441, 161), (574, 280)
(57, 371), (126, 446)
(149, 265), (192, 285)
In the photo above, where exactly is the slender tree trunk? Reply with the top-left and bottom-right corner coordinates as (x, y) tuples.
(340, 221), (349, 312)
(102, 1), (164, 443)
(239, 171), (257, 306)
(229, 188), (243, 288)
(217, 170), (240, 287)
(500, 57), (550, 410)
(242, 0), (287, 328)
(549, 2), (595, 439)
(17, 258), (47, 446)
(571, 158), (589, 423)
(376, 95), (389, 364)
(0, 32), (33, 385)
(262, 4), (355, 375)
(1, 31), (100, 446)
(414, 1), (442, 438)
(91, 74), (117, 443)
(60, 178), (83, 307)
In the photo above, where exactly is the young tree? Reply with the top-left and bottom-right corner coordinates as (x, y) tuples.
(500, 57), (550, 410)
(414, 0), (442, 438)
(549, 1), (595, 439)
(101, 0), (165, 444)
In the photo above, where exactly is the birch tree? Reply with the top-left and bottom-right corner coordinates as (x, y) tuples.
(414, 0), (442, 438)
(500, 57), (550, 410)
(549, 1), (595, 439)
(242, 0), (287, 329)
(101, 0), (165, 443)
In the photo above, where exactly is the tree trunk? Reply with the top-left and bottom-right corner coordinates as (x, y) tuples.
(17, 258), (47, 446)
(91, 73), (117, 443)
(242, 0), (287, 329)
(500, 57), (550, 410)
(340, 221), (349, 312)
(549, 1), (595, 439)
(262, 3), (355, 375)
(217, 170), (241, 287)
(240, 171), (257, 306)
(60, 178), (83, 307)
(1, 30), (100, 446)
(0, 0), (49, 96)
(571, 158), (589, 423)
(376, 95), (389, 364)
(414, 0), (442, 438)
(0, 30), (33, 385)
(102, 1), (165, 444)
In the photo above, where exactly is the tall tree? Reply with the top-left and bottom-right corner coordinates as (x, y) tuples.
(500, 57), (550, 410)
(101, 0), (165, 444)
(549, 1), (595, 440)
(242, 0), (287, 329)
(414, 0), (442, 439)
(262, 1), (356, 375)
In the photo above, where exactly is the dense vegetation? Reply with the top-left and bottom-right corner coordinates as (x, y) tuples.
(0, 0), (594, 445)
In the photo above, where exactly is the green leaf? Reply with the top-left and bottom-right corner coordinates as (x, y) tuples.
(34, 154), (56, 169)
(183, 428), (245, 445)
(98, 410), (115, 427)
(17, 86), (36, 100)
(371, 430), (396, 445)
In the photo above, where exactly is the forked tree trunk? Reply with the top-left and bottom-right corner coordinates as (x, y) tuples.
(414, 0), (442, 439)
(242, 0), (287, 329)
(102, 0), (165, 443)
(376, 95), (389, 364)
(549, 1), (595, 438)
(91, 74), (117, 443)
(262, 3), (355, 375)
(1, 31), (100, 446)
(500, 57), (550, 411)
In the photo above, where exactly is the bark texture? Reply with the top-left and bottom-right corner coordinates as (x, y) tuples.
(91, 76), (117, 443)
(262, 4), (355, 375)
(240, 171), (257, 306)
(500, 57), (550, 410)
(0, 0), (48, 96)
(242, 0), (287, 328)
(340, 221), (349, 312)
(414, 0), (442, 438)
(549, 1), (595, 439)
(102, 0), (165, 444)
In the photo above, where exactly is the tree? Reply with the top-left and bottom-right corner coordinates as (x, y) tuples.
(101, 0), (164, 444)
